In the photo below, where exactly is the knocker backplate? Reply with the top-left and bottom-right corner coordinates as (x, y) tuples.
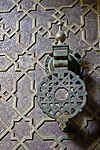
(45, 53), (82, 76)
(37, 69), (87, 119)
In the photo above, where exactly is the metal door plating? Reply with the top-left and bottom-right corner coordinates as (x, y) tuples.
(0, 0), (99, 150)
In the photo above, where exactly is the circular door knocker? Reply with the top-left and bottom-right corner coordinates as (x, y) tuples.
(37, 22), (87, 131)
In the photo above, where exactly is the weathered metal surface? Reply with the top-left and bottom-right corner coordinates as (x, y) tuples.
(0, 0), (100, 150)
(37, 24), (87, 131)
(37, 69), (87, 130)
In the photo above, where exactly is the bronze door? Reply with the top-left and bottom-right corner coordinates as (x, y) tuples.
(0, 0), (100, 150)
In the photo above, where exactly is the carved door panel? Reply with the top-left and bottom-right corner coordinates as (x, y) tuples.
(0, 0), (100, 150)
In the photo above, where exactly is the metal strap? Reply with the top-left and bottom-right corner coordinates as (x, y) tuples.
(52, 44), (69, 69)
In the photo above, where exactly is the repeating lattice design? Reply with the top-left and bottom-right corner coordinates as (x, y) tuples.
(0, 0), (100, 150)
(37, 70), (87, 119)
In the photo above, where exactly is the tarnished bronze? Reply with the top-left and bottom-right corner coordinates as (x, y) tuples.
(37, 23), (87, 131)
(55, 22), (66, 44)
(0, 0), (99, 149)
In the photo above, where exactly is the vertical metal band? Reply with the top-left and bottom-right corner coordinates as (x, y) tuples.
(97, 0), (100, 48)
(52, 45), (69, 69)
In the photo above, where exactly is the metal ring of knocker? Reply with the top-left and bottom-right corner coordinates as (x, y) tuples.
(37, 22), (87, 131)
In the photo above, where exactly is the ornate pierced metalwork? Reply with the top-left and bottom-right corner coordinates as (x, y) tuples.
(0, 0), (99, 149)
(37, 22), (87, 131)
(37, 69), (87, 119)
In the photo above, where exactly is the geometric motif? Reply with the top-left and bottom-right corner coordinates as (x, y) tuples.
(37, 70), (87, 119)
(0, 0), (100, 149)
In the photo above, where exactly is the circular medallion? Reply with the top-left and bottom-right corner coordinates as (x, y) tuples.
(37, 70), (87, 119)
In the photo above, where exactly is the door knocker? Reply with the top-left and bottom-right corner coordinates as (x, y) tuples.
(37, 22), (87, 131)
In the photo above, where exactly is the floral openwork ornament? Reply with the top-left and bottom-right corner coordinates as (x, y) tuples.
(37, 22), (87, 131)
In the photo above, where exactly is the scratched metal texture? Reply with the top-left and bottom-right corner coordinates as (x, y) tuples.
(0, 0), (100, 150)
